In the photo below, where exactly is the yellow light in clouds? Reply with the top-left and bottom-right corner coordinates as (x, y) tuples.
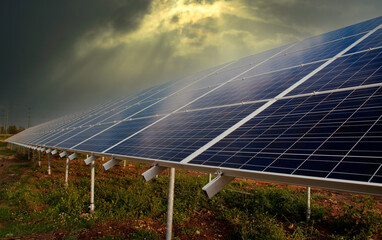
(135, 0), (228, 36)
(76, 0), (250, 58)
(88, 0), (231, 46)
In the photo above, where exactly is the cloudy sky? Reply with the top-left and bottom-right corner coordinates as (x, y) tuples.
(1, 0), (381, 127)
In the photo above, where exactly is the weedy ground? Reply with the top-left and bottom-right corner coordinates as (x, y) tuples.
(0, 136), (381, 239)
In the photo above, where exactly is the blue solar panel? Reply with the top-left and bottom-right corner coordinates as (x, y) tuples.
(347, 28), (382, 54)
(287, 48), (382, 95)
(7, 16), (382, 194)
(28, 79), (181, 146)
(56, 123), (115, 149)
(187, 62), (322, 109)
(103, 103), (264, 161)
(189, 86), (381, 182)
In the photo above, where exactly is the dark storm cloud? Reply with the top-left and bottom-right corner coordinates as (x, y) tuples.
(240, 0), (382, 33)
(0, 0), (153, 125)
(111, 0), (153, 33)
(0, 0), (381, 127)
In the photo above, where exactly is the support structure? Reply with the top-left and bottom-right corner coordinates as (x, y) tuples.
(32, 149), (35, 163)
(38, 150), (41, 167)
(166, 168), (175, 240)
(28, 148), (30, 160)
(209, 173), (212, 182)
(103, 157), (121, 170)
(142, 165), (167, 182)
(85, 155), (97, 212)
(59, 151), (67, 158)
(90, 158), (96, 212)
(202, 173), (234, 198)
(59, 151), (69, 187)
(306, 187), (311, 222)
(46, 149), (51, 175)
(47, 153), (51, 175)
(68, 152), (77, 161)
(65, 157), (69, 187)
(124, 160), (126, 168)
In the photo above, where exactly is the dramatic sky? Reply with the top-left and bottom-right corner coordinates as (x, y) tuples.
(1, 0), (381, 127)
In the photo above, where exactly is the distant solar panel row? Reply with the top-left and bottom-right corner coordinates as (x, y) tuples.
(7, 16), (382, 191)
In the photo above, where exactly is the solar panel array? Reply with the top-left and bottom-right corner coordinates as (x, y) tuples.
(7, 16), (382, 193)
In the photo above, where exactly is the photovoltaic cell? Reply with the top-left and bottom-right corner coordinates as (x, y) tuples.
(73, 117), (161, 152)
(55, 123), (114, 149)
(286, 48), (382, 95)
(189, 86), (382, 182)
(105, 103), (264, 161)
(187, 62), (322, 109)
(347, 28), (382, 54)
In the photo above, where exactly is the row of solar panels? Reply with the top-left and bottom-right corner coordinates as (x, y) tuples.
(7, 16), (382, 195)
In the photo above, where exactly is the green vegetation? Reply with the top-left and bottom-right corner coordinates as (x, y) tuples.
(0, 146), (381, 239)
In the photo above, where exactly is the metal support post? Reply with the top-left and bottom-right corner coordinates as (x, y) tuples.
(32, 149), (35, 163)
(65, 157), (69, 187)
(48, 153), (51, 175)
(38, 150), (41, 167)
(28, 148), (30, 160)
(208, 173), (212, 182)
(90, 158), (96, 212)
(124, 160), (126, 168)
(166, 168), (175, 240)
(306, 187), (311, 222)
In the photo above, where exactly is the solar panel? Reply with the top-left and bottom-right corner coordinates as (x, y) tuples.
(7, 16), (382, 195)
(189, 87), (381, 181)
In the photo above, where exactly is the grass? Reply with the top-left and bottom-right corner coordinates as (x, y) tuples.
(0, 146), (381, 239)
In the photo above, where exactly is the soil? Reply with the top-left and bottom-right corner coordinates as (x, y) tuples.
(0, 147), (25, 183)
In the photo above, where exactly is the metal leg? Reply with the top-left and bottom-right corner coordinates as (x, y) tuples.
(48, 154), (51, 175)
(28, 149), (30, 160)
(65, 157), (69, 187)
(32, 150), (35, 163)
(124, 160), (126, 168)
(166, 168), (175, 240)
(208, 173), (212, 182)
(90, 159), (95, 212)
(306, 187), (311, 222)
(38, 151), (41, 167)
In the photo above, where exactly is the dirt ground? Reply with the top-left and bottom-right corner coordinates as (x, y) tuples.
(0, 147), (21, 183)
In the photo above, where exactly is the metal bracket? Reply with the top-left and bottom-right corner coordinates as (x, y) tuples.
(51, 149), (58, 155)
(103, 157), (121, 170)
(84, 155), (96, 165)
(202, 173), (234, 198)
(68, 153), (77, 161)
(46, 149), (52, 154)
(142, 164), (167, 182)
(59, 151), (67, 158)
(40, 148), (46, 152)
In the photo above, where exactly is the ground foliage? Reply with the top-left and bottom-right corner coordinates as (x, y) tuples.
(0, 140), (381, 239)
